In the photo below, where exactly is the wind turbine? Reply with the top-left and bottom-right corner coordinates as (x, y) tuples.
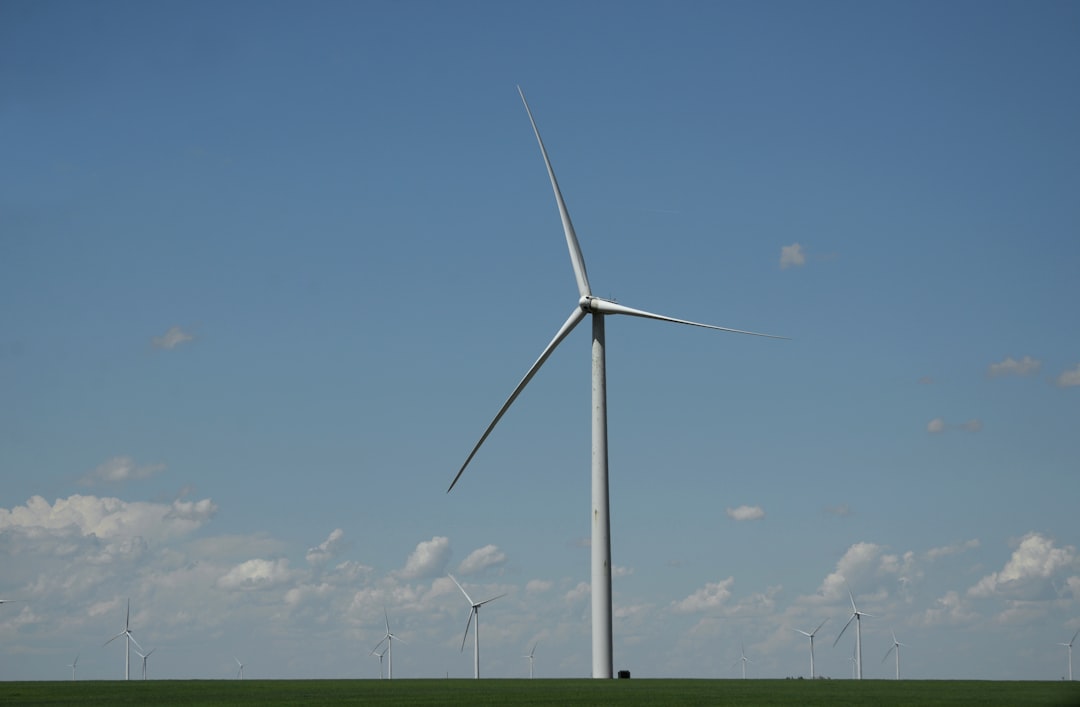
(104, 598), (142, 680)
(371, 610), (403, 680)
(68, 654), (79, 681)
(794, 618), (828, 679)
(833, 590), (871, 680)
(732, 642), (751, 679)
(372, 647), (387, 679)
(234, 656), (244, 680)
(136, 647), (155, 680)
(523, 642), (538, 678)
(1059, 629), (1079, 681)
(882, 630), (905, 680)
(449, 574), (506, 679)
(446, 87), (784, 680)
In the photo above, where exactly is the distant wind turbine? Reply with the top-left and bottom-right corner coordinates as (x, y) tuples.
(234, 656), (244, 680)
(135, 647), (155, 680)
(882, 630), (905, 680)
(68, 654), (79, 681)
(104, 598), (142, 680)
(1059, 629), (1080, 681)
(449, 574), (506, 679)
(794, 619), (828, 679)
(733, 643), (752, 679)
(523, 642), (538, 679)
(446, 86), (784, 680)
(371, 610), (403, 680)
(372, 647), (387, 679)
(833, 590), (871, 680)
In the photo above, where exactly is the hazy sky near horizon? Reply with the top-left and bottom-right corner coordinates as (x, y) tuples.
(3, 0), (1079, 681)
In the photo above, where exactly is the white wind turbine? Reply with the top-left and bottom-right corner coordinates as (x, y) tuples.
(104, 598), (142, 680)
(833, 590), (871, 680)
(447, 87), (784, 680)
(234, 656), (244, 680)
(1059, 628), (1080, 681)
(523, 642), (538, 679)
(372, 647), (387, 679)
(371, 610), (403, 680)
(449, 574), (506, 679)
(733, 642), (752, 679)
(68, 654), (79, 681)
(794, 619), (828, 679)
(882, 630), (905, 680)
(136, 647), (155, 680)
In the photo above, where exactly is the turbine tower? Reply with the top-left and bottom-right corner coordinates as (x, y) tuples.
(447, 87), (783, 680)
(68, 655), (79, 681)
(234, 656), (244, 680)
(372, 647), (387, 679)
(1059, 629), (1079, 681)
(371, 610), (403, 680)
(882, 630), (905, 680)
(449, 574), (506, 679)
(523, 642), (538, 679)
(104, 598), (142, 680)
(833, 590), (871, 680)
(794, 619), (828, 679)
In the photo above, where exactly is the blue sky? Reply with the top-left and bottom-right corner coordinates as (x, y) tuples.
(2, 0), (1079, 681)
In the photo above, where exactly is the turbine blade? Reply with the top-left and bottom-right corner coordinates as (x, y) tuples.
(882, 645), (896, 663)
(1072, 629), (1080, 646)
(812, 618), (829, 636)
(460, 609), (475, 652)
(448, 306), (587, 492)
(518, 86), (591, 299)
(104, 631), (125, 646)
(384, 609), (390, 635)
(128, 632), (143, 652)
(794, 629), (811, 637)
(848, 589), (857, 613)
(371, 636), (387, 653)
(477, 592), (506, 607)
(585, 297), (787, 339)
(448, 574), (475, 606)
(833, 614), (856, 647)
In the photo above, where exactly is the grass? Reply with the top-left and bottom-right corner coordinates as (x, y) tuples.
(1, 678), (1078, 706)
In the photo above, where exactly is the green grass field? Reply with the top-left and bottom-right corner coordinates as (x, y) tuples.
(2, 679), (1078, 706)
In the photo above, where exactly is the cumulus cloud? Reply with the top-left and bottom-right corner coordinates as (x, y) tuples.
(817, 542), (882, 600)
(927, 418), (946, 434)
(399, 536), (451, 579)
(564, 581), (590, 605)
(79, 456), (165, 485)
(968, 532), (1077, 600)
(779, 243), (806, 269)
(217, 558), (294, 591)
(0, 494), (216, 546)
(151, 325), (194, 350)
(726, 505), (765, 521)
(525, 579), (553, 594)
(1056, 363), (1080, 388)
(456, 544), (506, 576)
(987, 355), (1041, 378)
(671, 577), (734, 613)
(918, 590), (977, 626)
(306, 529), (346, 566)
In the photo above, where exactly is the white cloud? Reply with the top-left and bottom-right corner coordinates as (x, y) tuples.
(927, 418), (946, 434)
(928, 418), (982, 434)
(779, 243), (806, 269)
(987, 355), (1041, 378)
(1056, 363), (1080, 388)
(918, 590), (977, 626)
(671, 577), (734, 613)
(968, 532), (1077, 600)
(79, 456), (165, 485)
(217, 558), (294, 591)
(398, 536), (451, 579)
(0, 494), (216, 546)
(151, 325), (194, 350)
(525, 579), (553, 594)
(925, 539), (980, 561)
(726, 505), (765, 521)
(961, 419), (983, 432)
(564, 581), (590, 606)
(306, 529), (346, 566)
(456, 544), (506, 575)
(824, 504), (851, 517)
(816, 542), (883, 600)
